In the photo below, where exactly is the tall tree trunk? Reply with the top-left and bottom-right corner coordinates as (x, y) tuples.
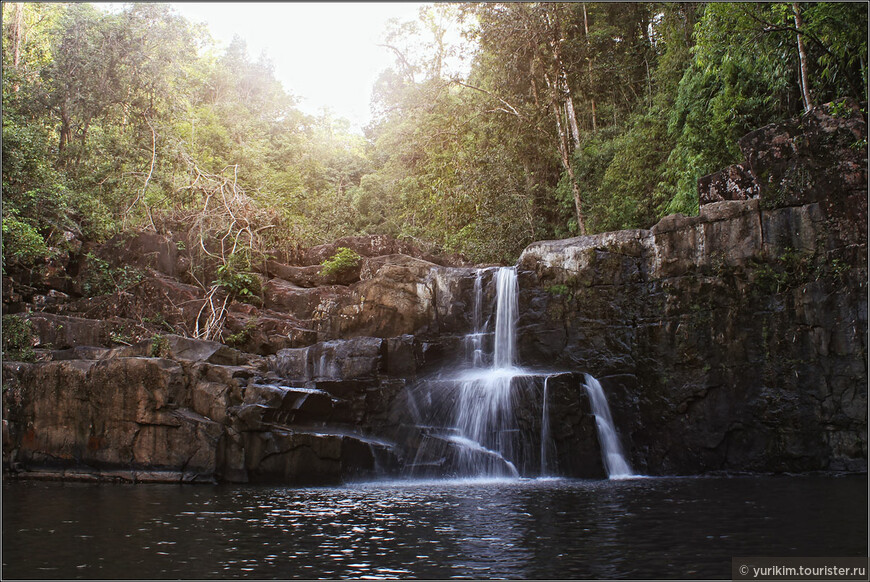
(793, 2), (813, 112)
(562, 78), (582, 149)
(582, 3), (596, 131)
(548, 73), (586, 236)
(59, 102), (72, 154)
(546, 5), (582, 148)
(544, 6), (585, 233)
(9, 2), (23, 92)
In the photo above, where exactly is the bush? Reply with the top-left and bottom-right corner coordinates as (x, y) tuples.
(1, 212), (49, 268)
(214, 252), (263, 305)
(2, 315), (36, 362)
(80, 253), (144, 297)
(319, 247), (362, 276)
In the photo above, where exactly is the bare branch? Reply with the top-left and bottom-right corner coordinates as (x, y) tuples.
(378, 43), (417, 83)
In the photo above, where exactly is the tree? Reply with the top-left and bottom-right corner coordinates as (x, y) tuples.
(793, 2), (814, 112)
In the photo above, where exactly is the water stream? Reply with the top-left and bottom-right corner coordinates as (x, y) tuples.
(582, 374), (634, 478)
(540, 375), (552, 476)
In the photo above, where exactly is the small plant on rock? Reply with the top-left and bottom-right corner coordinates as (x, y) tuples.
(319, 247), (362, 276)
(225, 318), (259, 347)
(109, 331), (133, 346)
(150, 333), (171, 358)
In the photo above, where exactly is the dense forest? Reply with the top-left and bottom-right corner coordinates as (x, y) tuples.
(3, 2), (867, 273)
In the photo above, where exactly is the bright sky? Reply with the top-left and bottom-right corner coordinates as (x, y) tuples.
(169, 2), (426, 133)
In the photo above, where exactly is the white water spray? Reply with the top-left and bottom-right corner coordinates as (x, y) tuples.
(465, 269), (486, 368)
(582, 373), (634, 479)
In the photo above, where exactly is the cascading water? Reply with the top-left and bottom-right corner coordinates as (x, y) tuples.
(402, 265), (636, 480)
(540, 375), (553, 476)
(492, 267), (518, 370)
(464, 269), (486, 368)
(582, 373), (634, 479)
(452, 266), (524, 477)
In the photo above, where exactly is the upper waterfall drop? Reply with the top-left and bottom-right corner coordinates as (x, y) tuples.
(492, 266), (519, 370)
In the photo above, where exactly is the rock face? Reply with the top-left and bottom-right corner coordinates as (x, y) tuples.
(518, 101), (867, 475)
(3, 101), (866, 483)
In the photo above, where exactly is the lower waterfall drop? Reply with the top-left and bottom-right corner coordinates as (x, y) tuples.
(540, 375), (553, 476)
(582, 373), (634, 479)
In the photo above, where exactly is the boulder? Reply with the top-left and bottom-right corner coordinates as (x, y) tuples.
(698, 163), (760, 205)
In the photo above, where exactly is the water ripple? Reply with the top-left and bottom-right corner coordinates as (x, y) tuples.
(3, 476), (866, 579)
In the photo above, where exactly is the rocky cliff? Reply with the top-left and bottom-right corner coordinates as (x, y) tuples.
(3, 100), (866, 483)
(518, 100), (867, 474)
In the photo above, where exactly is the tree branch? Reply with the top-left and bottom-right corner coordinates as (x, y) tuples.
(740, 7), (834, 58)
(450, 79), (551, 140)
(378, 43), (416, 83)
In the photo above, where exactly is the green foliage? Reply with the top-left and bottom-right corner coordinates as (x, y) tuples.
(547, 284), (571, 296)
(80, 253), (114, 297)
(320, 247), (362, 276)
(109, 330), (132, 346)
(2, 212), (50, 268)
(150, 333), (171, 358)
(214, 253), (262, 305)
(1, 1), (866, 269)
(654, 1), (868, 214)
(80, 252), (144, 297)
(750, 247), (848, 294)
(2, 315), (36, 362)
(142, 313), (174, 333)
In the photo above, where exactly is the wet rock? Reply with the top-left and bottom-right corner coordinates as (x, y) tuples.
(242, 429), (392, 485)
(271, 337), (385, 381)
(162, 334), (252, 366)
(2, 358), (222, 477)
(25, 313), (115, 349)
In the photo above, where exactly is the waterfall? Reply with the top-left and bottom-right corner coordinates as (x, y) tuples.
(452, 266), (523, 477)
(582, 374), (633, 479)
(540, 376), (552, 476)
(492, 266), (518, 369)
(405, 266), (639, 480)
(465, 269), (486, 368)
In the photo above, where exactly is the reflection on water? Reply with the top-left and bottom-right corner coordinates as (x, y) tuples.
(3, 475), (866, 579)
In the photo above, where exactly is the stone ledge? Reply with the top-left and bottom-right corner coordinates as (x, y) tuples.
(3, 468), (216, 484)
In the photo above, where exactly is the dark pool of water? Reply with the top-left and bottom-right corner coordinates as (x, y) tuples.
(3, 475), (867, 579)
